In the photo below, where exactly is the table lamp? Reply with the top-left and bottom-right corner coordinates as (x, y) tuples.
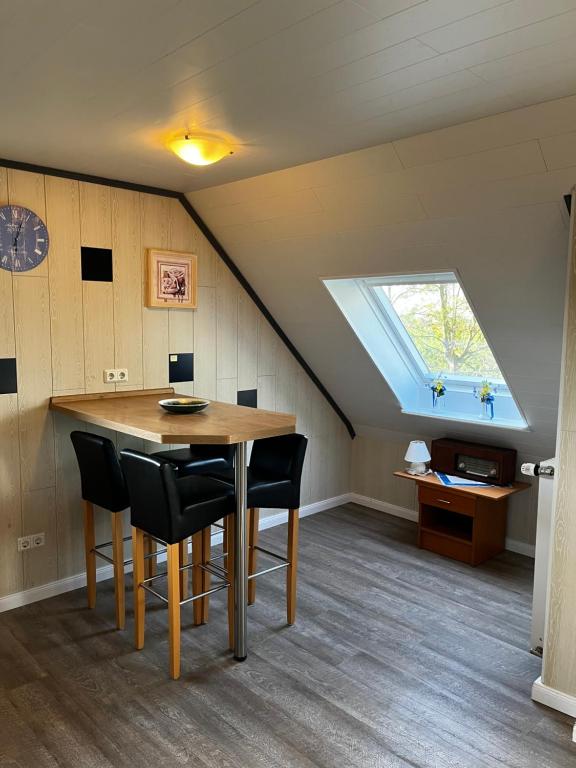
(404, 441), (431, 475)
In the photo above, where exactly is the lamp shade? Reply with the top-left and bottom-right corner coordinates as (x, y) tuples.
(168, 132), (233, 166)
(404, 441), (431, 463)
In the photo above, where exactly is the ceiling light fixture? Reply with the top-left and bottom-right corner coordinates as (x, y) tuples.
(168, 132), (234, 166)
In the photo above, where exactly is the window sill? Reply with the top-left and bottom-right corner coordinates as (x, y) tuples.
(401, 408), (530, 431)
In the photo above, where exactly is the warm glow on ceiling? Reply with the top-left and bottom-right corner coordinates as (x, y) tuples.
(168, 132), (234, 166)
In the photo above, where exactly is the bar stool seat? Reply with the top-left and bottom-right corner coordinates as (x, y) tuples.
(120, 449), (235, 679)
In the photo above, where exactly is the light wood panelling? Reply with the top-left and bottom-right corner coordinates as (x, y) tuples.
(258, 314), (278, 377)
(0, 174), (351, 599)
(193, 286), (217, 399)
(80, 182), (115, 393)
(238, 293), (258, 390)
(0, 167), (15, 358)
(543, 203), (576, 699)
(216, 260), (239, 380)
(257, 375), (276, 411)
(196, 239), (219, 288)
(112, 188), (143, 390)
(79, 183), (112, 248)
(6, 170), (47, 277)
(216, 378), (238, 405)
(21, 486), (57, 589)
(168, 199), (195, 360)
(83, 282), (115, 393)
(0, 394), (23, 596)
(45, 176), (84, 391)
(13, 276), (55, 492)
(141, 194), (170, 388)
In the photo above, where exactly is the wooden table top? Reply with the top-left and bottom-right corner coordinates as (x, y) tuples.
(50, 388), (296, 444)
(394, 470), (530, 501)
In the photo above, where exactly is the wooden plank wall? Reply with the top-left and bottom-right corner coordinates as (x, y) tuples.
(542, 190), (576, 698)
(0, 168), (351, 599)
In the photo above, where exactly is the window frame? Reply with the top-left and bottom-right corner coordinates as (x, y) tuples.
(360, 271), (508, 395)
(322, 270), (529, 430)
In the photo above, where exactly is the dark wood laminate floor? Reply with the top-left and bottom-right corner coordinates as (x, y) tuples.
(1, 503), (575, 768)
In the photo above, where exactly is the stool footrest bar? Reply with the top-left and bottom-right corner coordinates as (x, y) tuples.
(249, 562), (289, 579)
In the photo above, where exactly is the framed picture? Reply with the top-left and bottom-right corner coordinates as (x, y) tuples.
(145, 248), (197, 309)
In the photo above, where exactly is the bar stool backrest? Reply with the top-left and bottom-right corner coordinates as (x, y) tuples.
(120, 450), (182, 543)
(250, 433), (308, 497)
(70, 431), (129, 513)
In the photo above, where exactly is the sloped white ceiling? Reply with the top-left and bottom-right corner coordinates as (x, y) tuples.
(188, 96), (576, 457)
(5, 1), (576, 189)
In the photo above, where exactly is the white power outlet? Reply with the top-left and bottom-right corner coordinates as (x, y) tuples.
(17, 536), (32, 552)
(17, 533), (45, 551)
(103, 369), (129, 383)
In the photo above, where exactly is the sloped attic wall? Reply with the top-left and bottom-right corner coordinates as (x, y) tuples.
(188, 94), (576, 548)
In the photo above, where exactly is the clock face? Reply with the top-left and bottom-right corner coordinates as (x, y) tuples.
(0, 205), (49, 272)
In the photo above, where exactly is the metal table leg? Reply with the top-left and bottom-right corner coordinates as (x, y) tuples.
(233, 441), (248, 661)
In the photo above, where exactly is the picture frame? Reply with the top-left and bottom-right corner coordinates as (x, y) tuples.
(145, 248), (197, 309)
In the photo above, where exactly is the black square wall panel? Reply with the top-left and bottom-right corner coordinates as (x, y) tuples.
(81, 247), (113, 282)
(169, 353), (194, 383)
(237, 389), (257, 408)
(0, 358), (17, 394)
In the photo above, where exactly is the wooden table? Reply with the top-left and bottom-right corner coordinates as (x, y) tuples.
(51, 387), (296, 660)
(394, 471), (530, 565)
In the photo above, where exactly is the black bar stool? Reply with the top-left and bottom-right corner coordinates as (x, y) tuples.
(120, 449), (234, 680)
(210, 434), (308, 634)
(70, 431), (132, 630)
(151, 444), (236, 623)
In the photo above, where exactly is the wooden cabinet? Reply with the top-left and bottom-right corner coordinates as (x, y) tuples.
(394, 472), (530, 566)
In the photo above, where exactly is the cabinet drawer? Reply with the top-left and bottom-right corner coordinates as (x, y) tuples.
(419, 529), (473, 564)
(418, 486), (476, 516)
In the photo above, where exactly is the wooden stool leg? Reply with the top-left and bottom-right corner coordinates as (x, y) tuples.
(225, 515), (235, 650)
(132, 527), (145, 650)
(287, 508), (299, 625)
(191, 532), (203, 626)
(201, 526), (211, 624)
(144, 536), (156, 579)
(83, 501), (96, 610)
(179, 538), (188, 601)
(111, 512), (126, 630)
(167, 543), (181, 680)
(248, 508), (259, 605)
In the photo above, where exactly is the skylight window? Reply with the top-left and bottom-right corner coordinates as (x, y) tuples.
(324, 272), (527, 430)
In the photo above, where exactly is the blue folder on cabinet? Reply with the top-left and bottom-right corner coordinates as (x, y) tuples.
(435, 471), (492, 488)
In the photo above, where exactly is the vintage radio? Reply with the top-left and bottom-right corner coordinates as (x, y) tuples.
(430, 438), (516, 486)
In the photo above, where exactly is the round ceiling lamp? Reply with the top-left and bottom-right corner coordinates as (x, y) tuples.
(168, 132), (234, 166)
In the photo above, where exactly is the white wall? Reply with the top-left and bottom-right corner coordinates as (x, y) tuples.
(188, 93), (575, 464)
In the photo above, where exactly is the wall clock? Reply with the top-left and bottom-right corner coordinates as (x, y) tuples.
(0, 205), (49, 272)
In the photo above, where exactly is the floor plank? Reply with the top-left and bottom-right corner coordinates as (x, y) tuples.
(0, 503), (574, 767)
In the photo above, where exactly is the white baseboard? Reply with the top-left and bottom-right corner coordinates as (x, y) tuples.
(349, 493), (535, 558)
(532, 676), (576, 724)
(0, 493), (351, 614)
(349, 493), (418, 522)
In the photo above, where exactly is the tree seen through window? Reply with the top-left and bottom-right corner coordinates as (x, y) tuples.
(378, 281), (502, 380)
